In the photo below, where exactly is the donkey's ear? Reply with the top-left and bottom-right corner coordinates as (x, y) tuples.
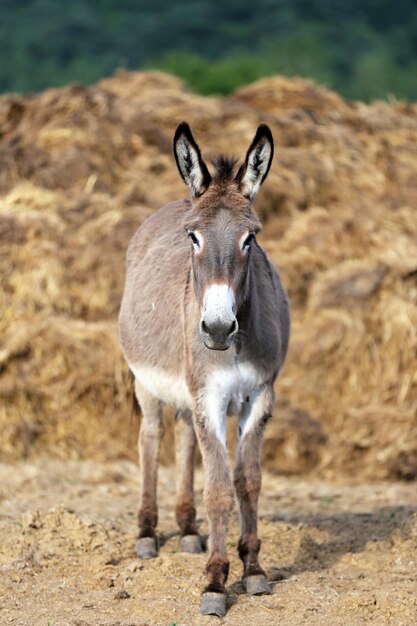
(236, 124), (274, 200)
(173, 122), (211, 198)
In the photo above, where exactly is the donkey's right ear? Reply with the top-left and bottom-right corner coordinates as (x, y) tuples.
(173, 122), (212, 198)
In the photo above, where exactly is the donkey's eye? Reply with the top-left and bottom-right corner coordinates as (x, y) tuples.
(188, 231), (201, 249)
(242, 233), (255, 250)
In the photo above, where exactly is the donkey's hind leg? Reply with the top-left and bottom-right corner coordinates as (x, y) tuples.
(193, 411), (234, 617)
(233, 386), (273, 595)
(175, 409), (203, 553)
(134, 378), (163, 559)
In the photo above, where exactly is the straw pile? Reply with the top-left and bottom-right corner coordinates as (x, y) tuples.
(1, 71), (416, 479)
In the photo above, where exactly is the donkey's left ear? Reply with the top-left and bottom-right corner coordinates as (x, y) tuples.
(236, 124), (274, 200)
(173, 122), (212, 198)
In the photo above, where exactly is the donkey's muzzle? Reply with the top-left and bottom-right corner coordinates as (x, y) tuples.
(200, 317), (238, 350)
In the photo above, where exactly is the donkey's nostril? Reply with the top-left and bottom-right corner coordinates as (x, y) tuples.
(200, 316), (238, 348)
(201, 318), (237, 337)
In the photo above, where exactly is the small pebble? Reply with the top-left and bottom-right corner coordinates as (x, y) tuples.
(114, 590), (130, 600)
(126, 562), (143, 573)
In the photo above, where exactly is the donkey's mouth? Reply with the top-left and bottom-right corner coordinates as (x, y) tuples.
(205, 343), (230, 351)
(203, 337), (233, 351)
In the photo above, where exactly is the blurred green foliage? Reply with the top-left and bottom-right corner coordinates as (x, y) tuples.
(1, 0), (416, 100)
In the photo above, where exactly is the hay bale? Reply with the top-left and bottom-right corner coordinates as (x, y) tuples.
(0, 316), (133, 461)
(0, 70), (416, 479)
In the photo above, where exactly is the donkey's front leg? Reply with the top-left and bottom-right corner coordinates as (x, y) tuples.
(134, 379), (163, 559)
(234, 385), (274, 595)
(193, 409), (234, 617)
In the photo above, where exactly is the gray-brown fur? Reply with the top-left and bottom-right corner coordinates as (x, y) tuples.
(175, 409), (199, 537)
(119, 122), (290, 616)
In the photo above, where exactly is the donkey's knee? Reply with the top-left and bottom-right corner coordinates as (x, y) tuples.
(233, 463), (262, 501)
(204, 487), (235, 522)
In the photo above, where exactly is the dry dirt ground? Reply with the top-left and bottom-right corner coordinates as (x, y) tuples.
(1, 462), (417, 626)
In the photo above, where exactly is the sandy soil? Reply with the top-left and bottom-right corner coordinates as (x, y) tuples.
(1, 461), (417, 626)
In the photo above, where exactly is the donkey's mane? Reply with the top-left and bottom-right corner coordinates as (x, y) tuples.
(211, 155), (239, 182)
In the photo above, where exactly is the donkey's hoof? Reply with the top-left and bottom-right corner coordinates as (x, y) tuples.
(180, 534), (203, 554)
(243, 574), (271, 595)
(200, 592), (227, 617)
(136, 537), (157, 560)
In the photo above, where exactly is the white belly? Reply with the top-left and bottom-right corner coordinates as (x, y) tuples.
(129, 363), (193, 409)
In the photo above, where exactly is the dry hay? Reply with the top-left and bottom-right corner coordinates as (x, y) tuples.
(0, 71), (416, 479)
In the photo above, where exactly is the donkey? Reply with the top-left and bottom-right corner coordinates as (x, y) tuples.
(118, 122), (290, 617)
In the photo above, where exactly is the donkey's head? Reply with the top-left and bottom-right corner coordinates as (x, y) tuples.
(173, 122), (274, 350)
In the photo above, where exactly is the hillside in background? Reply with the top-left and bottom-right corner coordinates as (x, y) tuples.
(0, 71), (416, 480)
(1, 0), (417, 101)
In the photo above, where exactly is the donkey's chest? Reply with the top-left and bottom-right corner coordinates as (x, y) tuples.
(205, 361), (264, 416)
(130, 360), (263, 415)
